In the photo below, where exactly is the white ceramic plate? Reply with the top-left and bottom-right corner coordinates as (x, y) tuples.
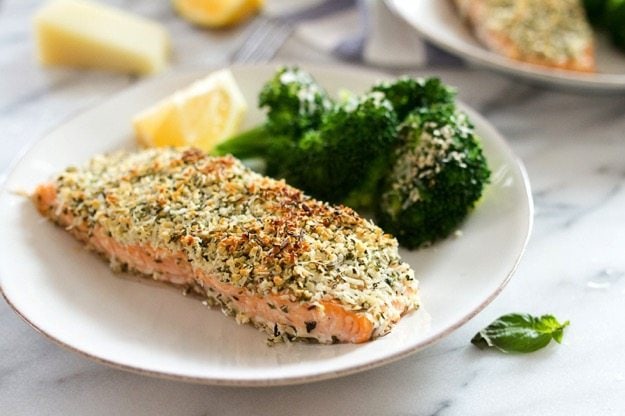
(386, 0), (625, 91)
(0, 64), (532, 386)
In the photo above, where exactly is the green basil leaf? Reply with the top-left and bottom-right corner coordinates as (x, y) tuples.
(471, 313), (569, 353)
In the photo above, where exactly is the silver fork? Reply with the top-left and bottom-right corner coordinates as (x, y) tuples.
(230, 0), (357, 64)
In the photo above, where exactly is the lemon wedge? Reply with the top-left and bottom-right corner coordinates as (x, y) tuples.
(172, 0), (264, 28)
(133, 69), (247, 152)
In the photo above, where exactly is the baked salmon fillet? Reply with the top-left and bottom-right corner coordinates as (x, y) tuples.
(453, 0), (595, 72)
(33, 147), (420, 344)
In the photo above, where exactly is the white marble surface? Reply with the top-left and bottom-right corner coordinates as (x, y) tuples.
(1, 1), (625, 415)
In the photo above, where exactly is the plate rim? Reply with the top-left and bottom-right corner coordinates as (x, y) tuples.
(0, 63), (534, 386)
(385, 0), (625, 91)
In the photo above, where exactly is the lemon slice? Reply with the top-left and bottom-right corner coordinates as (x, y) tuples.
(172, 0), (264, 28)
(133, 69), (247, 152)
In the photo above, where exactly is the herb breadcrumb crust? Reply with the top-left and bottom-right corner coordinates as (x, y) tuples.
(454, 0), (595, 72)
(34, 147), (420, 344)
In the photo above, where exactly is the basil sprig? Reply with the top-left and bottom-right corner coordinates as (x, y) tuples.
(471, 313), (570, 353)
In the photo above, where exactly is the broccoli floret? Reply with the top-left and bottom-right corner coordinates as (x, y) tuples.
(213, 66), (332, 167)
(215, 69), (399, 204)
(583, 0), (608, 25)
(216, 73), (459, 208)
(370, 76), (456, 121)
(258, 66), (333, 137)
(582, 0), (625, 51)
(605, 0), (625, 51)
(342, 77), (458, 210)
(376, 104), (490, 249)
(273, 92), (399, 203)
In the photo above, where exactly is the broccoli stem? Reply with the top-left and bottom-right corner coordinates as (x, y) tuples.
(212, 125), (273, 159)
(342, 156), (390, 211)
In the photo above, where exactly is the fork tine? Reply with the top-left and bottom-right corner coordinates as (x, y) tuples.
(236, 22), (278, 62)
(231, 17), (274, 63)
(245, 23), (293, 63)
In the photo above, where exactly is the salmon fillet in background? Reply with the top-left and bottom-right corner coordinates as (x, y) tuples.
(33, 147), (420, 344)
(453, 0), (596, 72)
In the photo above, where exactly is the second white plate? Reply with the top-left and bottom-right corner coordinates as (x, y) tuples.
(0, 64), (532, 385)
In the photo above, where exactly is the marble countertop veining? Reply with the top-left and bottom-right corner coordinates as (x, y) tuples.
(1, 1), (625, 415)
